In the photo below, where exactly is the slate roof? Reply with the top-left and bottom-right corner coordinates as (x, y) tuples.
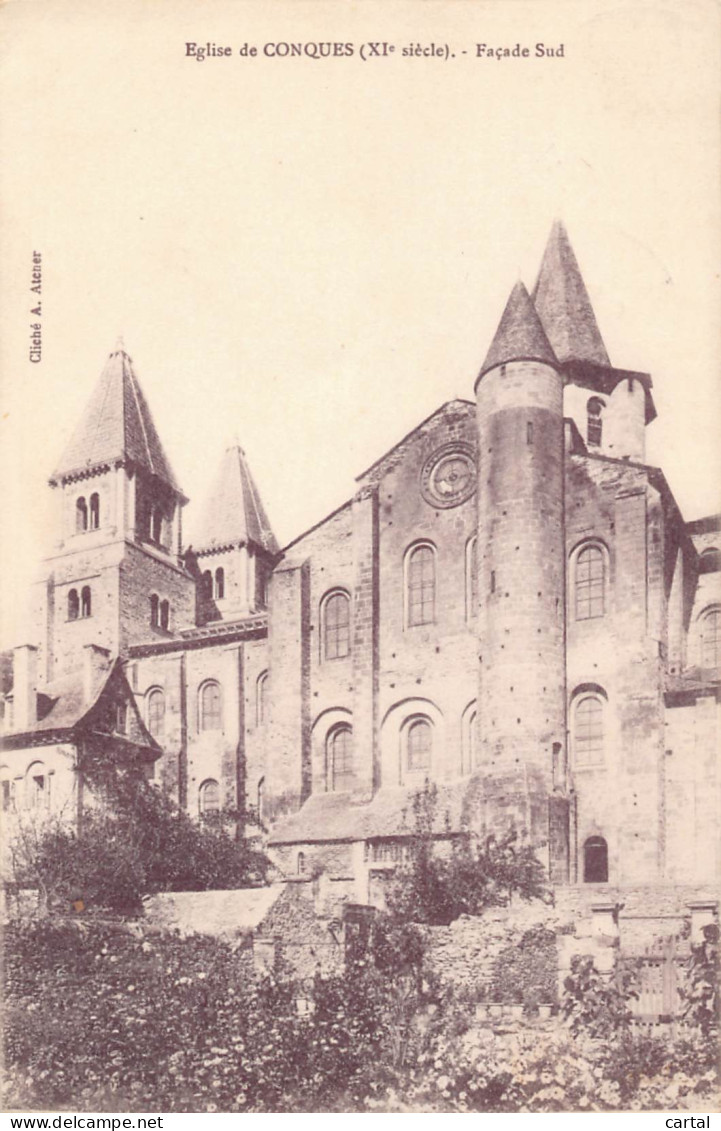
(478, 281), (558, 381)
(0, 658), (159, 757)
(50, 344), (181, 492)
(532, 221), (611, 366)
(190, 444), (278, 556)
(269, 780), (472, 846)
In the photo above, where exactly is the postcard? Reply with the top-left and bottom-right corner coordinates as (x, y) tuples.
(1, 0), (719, 1117)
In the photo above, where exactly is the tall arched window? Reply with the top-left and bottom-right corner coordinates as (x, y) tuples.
(323, 591), (350, 660)
(146, 688), (165, 738)
(700, 607), (721, 668)
(214, 567), (225, 599)
(160, 600), (170, 630)
(80, 586), (92, 618)
(297, 851), (306, 875)
(199, 681), (222, 731)
(586, 397), (604, 447)
(257, 777), (265, 821)
(151, 509), (163, 544)
(466, 536), (478, 620)
(76, 497), (88, 532)
(199, 778), (220, 816)
(583, 836), (608, 883)
(406, 717), (432, 773)
(575, 545), (605, 620)
(150, 594), (159, 627)
(574, 695), (604, 766)
(407, 544), (435, 627)
(202, 570), (213, 599)
(68, 589), (79, 621)
(26, 761), (48, 810)
(89, 493), (100, 530)
(256, 671), (268, 726)
(327, 725), (353, 792)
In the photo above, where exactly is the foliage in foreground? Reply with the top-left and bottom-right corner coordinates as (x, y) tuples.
(9, 771), (271, 914)
(4, 919), (718, 1113)
(680, 923), (719, 1036)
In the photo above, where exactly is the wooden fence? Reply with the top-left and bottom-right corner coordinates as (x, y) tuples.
(630, 936), (687, 1022)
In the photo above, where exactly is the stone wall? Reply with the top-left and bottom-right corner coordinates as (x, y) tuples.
(424, 901), (565, 1000)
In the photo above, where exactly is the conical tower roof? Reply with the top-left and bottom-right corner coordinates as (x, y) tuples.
(478, 281), (558, 381)
(532, 221), (610, 366)
(50, 343), (181, 491)
(192, 444), (278, 556)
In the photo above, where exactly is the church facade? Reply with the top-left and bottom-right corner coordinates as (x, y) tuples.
(2, 223), (719, 904)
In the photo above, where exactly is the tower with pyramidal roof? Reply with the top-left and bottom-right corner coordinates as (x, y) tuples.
(38, 342), (196, 681)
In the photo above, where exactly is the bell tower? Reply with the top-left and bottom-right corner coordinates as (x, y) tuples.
(474, 281), (569, 878)
(189, 442), (279, 623)
(36, 342), (196, 679)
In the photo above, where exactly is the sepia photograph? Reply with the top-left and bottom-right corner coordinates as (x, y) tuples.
(0, 0), (719, 1118)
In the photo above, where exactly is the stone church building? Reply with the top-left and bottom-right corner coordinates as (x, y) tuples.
(2, 223), (719, 905)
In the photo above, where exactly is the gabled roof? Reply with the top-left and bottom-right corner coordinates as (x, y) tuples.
(50, 344), (181, 493)
(190, 444), (278, 556)
(355, 399), (476, 485)
(532, 221), (611, 366)
(478, 281), (558, 381)
(0, 658), (159, 758)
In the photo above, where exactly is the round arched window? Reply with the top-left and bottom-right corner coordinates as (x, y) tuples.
(406, 718), (432, 772)
(583, 836), (608, 883)
(586, 397), (604, 446)
(146, 688), (165, 738)
(406, 545), (435, 627)
(574, 695), (604, 766)
(199, 779), (220, 816)
(327, 725), (353, 791)
(199, 681), (222, 731)
(323, 592), (350, 660)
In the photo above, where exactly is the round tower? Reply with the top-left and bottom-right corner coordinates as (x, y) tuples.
(474, 281), (568, 867)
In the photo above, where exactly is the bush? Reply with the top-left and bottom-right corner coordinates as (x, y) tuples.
(489, 925), (558, 1006)
(384, 784), (548, 927)
(680, 923), (719, 1036)
(561, 953), (638, 1038)
(5, 918), (719, 1113)
(10, 773), (271, 915)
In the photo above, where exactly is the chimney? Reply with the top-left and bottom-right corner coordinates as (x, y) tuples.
(83, 644), (112, 704)
(13, 644), (38, 731)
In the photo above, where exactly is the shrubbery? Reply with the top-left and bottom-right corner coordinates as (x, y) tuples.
(4, 918), (718, 1113)
(384, 784), (548, 927)
(9, 772), (271, 915)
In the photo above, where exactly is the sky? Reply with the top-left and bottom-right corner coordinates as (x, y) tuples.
(1, 0), (719, 649)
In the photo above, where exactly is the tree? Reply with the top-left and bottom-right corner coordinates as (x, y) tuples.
(384, 783), (549, 927)
(10, 769), (272, 915)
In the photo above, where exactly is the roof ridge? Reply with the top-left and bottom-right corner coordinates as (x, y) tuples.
(126, 354), (156, 477)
